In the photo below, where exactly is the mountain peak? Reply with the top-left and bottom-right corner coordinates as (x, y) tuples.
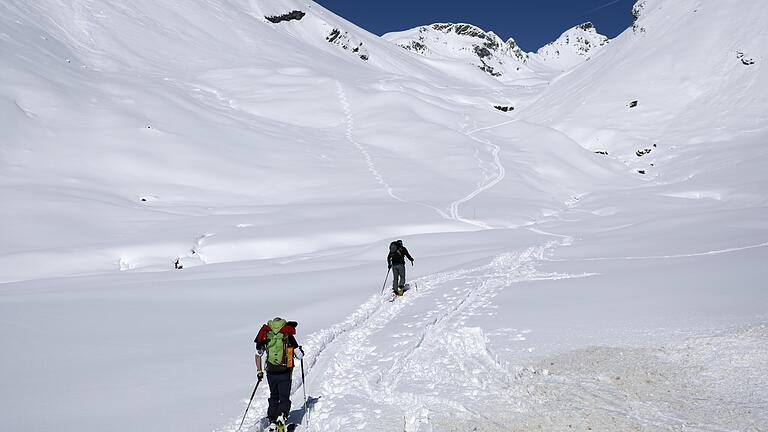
(384, 22), (529, 79)
(530, 22), (608, 69)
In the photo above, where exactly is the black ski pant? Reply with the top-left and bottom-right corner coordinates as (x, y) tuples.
(267, 370), (292, 421)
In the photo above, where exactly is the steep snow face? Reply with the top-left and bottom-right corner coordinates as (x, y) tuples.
(522, 0), (768, 175)
(384, 23), (535, 81)
(529, 22), (609, 70)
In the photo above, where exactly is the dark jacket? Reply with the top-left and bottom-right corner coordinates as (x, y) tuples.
(387, 246), (414, 266)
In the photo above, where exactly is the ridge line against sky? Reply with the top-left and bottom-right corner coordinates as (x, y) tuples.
(313, 0), (636, 51)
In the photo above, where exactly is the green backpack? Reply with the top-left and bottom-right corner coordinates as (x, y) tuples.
(266, 318), (289, 366)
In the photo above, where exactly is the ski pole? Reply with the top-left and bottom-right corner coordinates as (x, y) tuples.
(380, 268), (391, 293)
(300, 357), (309, 424)
(237, 377), (262, 432)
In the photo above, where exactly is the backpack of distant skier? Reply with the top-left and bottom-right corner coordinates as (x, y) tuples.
(389, 241), (403, 260)
(255, 318), (297, 369)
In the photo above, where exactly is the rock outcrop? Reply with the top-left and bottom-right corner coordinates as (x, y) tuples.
(327, 29), (369, 61)
(265, 10), (306, 24)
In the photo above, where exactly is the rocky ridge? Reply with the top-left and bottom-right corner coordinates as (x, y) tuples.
(384, 23), (530, 79)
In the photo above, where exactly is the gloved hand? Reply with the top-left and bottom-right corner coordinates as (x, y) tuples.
(257, 370), (264, 381)
(388, 264), (391, 269)
(410, 259), (414, 265)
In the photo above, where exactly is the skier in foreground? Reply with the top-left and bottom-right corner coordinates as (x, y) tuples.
(387, 239), (415, 296)
(255, 317), (304, 432)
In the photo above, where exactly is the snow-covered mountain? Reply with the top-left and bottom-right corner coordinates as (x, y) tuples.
(529, 22), (609, 70)
(384, 23), (532, 80)
(1, 1), (767, 432)
(384, 21), (608, 81)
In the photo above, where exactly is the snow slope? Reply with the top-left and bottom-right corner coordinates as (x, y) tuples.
(1, 0), (767, 431)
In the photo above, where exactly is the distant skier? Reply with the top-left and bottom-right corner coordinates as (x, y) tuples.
(255, 318), (304, 432)
(387, 240), (415, 296)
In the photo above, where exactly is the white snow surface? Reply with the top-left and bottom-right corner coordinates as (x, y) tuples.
(1, 0), (767, 431)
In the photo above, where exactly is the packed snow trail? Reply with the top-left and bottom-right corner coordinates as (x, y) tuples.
(220, 237), (570, 432)
(280, 238), (578, 431)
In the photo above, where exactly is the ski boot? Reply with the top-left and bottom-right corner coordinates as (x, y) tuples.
(276, 414), (287, 432)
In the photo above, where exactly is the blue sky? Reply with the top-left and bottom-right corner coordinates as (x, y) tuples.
(313, 0), (636, 51)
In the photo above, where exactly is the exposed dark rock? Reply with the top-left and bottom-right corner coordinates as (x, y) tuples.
(327, 28), (341, 43)
(326, 29), (369, 61)
(504, 39), (528, 62)
(265, 10), (306, 24)
(632, 1), (646, 20)
(478, 62), (501, 77)
(493, 105), (514, 112)
(594, 150), (609, 155)
(637, 169), (646, 174)
(636, 148), (652, 157)
(628, 100), (638, 108)
(632, 1), (647, 33)
(578, 22), (595, 31)
(432, 23), (487, 39)
(174, 258), (183, 270)
(474, 45), (492, 59)
(483, 39), (499, 51)
(736, 51), (755, 66)
(400, 40), (427, 54)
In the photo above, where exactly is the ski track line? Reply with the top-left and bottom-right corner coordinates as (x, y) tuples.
(295, 236), (582, 432)
(335, 81), (451, 220)
(221, 232), (581, 432)
(335, 81), (403, 203)
(376, 240), (582, 395)
(221, 290), (395, 432)
(546, 240), (768, 262)
(448, 120), (517, 229)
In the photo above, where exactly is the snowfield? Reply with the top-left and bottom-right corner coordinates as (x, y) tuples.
(1, 0), (767, 431)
